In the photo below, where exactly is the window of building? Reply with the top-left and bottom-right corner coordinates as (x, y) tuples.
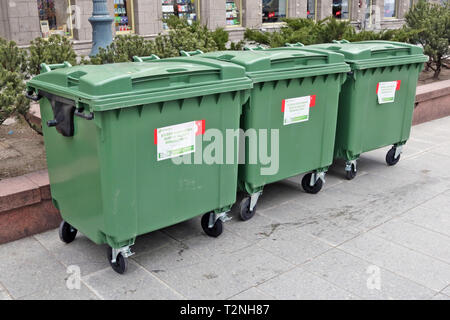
(307, 0), (316, 20)
(114, 0), (135, 34)
(226, 0), (242, 27)
(262, 0), (288, 24)
(332, 0), (350, 20)
(37, 0), (74, 38)
(162, 0), (200, 30)
(384, 0), (397, 18)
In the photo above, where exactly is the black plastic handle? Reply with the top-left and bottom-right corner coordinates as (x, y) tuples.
(25, 91), (41, 101)
(74, 109), (94, 120)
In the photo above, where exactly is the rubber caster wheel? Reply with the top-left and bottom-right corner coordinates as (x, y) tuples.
(386, 147), (400, 166)
(345, 163), (357, 180)
(301, 173), (323, 194)
(201, 213), (223, 238)
(107, 248), (128, 274)
(58, 221), (77, 244)
(239, 197), (256, 221)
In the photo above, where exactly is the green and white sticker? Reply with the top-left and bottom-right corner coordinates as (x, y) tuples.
(156, 121), (196, 161)
(377, 81), (399, 104)
(282, 95), (315, 125)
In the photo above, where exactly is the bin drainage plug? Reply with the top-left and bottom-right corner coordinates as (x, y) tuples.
(111, 246), (134, 263)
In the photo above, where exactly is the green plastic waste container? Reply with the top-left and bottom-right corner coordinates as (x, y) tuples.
(307, 40), (428, 179)
(193, 47), (350, 220)
(26, 58), (252, 274)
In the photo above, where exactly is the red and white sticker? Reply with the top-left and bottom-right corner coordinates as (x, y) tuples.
(282, 95), (316, 125)
(376, 80), (401, 104)
(154, 120), (205, 161)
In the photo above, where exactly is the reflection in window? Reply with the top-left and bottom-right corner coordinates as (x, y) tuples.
(37, 0), (74, 38)
(226, 0), (242, 26)
(114, 0), (134, 33)
(307, 0), (316, 20)
(162, 0), (199, 30)
(262, 0), (287, 23)
(365, 0), (372, 25)
(384, 0), (397, 18)
(332, 0), (350, 20)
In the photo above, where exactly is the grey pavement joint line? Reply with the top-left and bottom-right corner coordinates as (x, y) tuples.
(369, 225), (450, 267)
(300, 267), (364, 299)
(405, 219), (450, 240)
(0, 280), (13, 300)
(333, 247), (442, 294)
(131, 258), (187, 300)
(32, 234), (104, 300)
(333, 188), (449, 250)
(307, 247), (441, 298)
(226, 286), (278, 300)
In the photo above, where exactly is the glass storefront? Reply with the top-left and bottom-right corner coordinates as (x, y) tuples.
(262, 0), (287, 24)
(384, 0), (397, 18)
(226, 0), (242, 26)
(332, 0), (350, 20)
(37, 0), (73, 38)
(307, 0), (316, 20)
(162, 0), (199, 30)
(114, 0), (134, 33)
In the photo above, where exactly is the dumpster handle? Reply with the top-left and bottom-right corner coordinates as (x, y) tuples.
(74, 109), (94, 120)
(25, 90), (42, 101)
(40, 61), (72, 74)
(285, 42), (304, 47)
(179, 50), (204, 57)
(133, 54), (160, 62)
(332, 39), (350, 44)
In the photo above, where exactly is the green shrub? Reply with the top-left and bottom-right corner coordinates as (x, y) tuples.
(315, 17), (354, 43)
(404, 0), (450, 79)
(0, 38), (28, 74)
(28, 35), (77, 75)
(230, 40), (245, 50)
(165, 18), (218, 54)
(0, 39), (29, 125)
(245, 17), (355, 47)
(244, 16), (428, 49)
(90, 17), (223, 62)
(211, 27), (229, 51)
(90, 34), (155, 64)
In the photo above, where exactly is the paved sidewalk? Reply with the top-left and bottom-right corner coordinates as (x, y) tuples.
(1, 117), (450, 300)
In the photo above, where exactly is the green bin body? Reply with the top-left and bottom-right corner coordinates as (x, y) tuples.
(308, 41), (428, 167)
(199, 48), (350, 198)
(27, 59), (252, 249)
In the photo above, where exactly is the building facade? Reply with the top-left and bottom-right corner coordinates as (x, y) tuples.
(0, 0), (429, 54)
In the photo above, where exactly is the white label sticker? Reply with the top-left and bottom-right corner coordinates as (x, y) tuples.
(377, 81), (399, 104)
(282, 95), (315, 125)
(156, 121), (197, 161)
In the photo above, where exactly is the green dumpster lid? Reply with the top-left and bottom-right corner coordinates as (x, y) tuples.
(199, 48), (350, 83)
(27, 57), (252, 111)
(308, 41), (428, 70)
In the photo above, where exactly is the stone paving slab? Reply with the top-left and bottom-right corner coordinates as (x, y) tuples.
(432, 293), (450, 300)
(339, 233), (450, 292)
(302, 248), (437, 300)
(256, 267), (358, 300)
(0, 283), (11, 300)
(0, 116), (450, 299)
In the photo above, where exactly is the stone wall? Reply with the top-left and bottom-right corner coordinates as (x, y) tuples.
(0, 1), (10, 39)
(5, 0), (40, 45)
(1, 0), (431, 48)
